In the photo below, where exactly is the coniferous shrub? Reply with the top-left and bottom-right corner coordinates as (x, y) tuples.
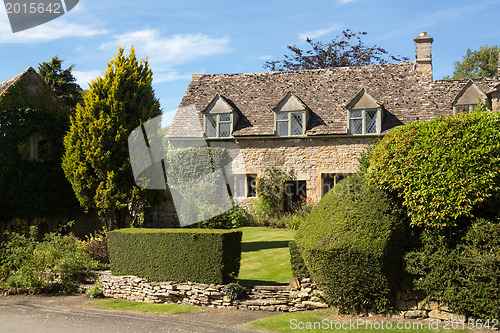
(288, 240), (310, 279)
(295, 176), (406, 313)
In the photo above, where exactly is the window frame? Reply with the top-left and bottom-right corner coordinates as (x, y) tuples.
(204, 113), (233, 138)
(453, 104), (476, 115)
(347, 107), (382, 135)
(274, 110), (307, 137)
(321, 173), (352, 196)
(228, 174), (257, 198)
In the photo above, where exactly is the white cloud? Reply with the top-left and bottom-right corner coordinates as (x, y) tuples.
(298, 23), (342, 41)
(338, 0), (356, 3)
(73, 70), (102, 89)
(0, 17), (107, 43)
(153, 71), (193, 84)
(100, 29), (230, 66)
(256, 55), (274, 61)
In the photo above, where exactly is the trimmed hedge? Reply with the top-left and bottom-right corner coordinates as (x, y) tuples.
(406, 219), (500, 320)
(108, 228), (242, 284)
(288, 241), (310, 279)
(296, 176), (406, 313)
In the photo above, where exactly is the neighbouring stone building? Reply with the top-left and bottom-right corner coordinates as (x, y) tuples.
(0, 68), (100, 238)
(162, 33), (500, 221)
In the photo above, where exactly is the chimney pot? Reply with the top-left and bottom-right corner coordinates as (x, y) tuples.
(420, 32), (427, 37)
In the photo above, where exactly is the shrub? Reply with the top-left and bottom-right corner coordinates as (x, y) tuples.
(368, 111), (500, 228)
(288, 240), (310, 279)
(249, 167), (293, 224)
(295, 176), (406, 313)
(188, 204), (248, 229)
(0, 227), (95, 292)
(108, 228), (242, 284)
(405, 219), (500, 320)
(86, 280), (105, 298)
(273, 196), (314, 230)
(224, 282), (247, 300)
(84, 232), (109, 269)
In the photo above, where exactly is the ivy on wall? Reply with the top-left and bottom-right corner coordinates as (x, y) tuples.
(0, 78), (79, 222)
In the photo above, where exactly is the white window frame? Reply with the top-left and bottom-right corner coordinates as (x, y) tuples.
(204, 113), (233, 138)
(347, 108), (382, 135)
(274, 110), (307, 137)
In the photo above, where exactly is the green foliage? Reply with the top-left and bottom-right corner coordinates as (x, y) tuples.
(224, 282), (247, 300)
(368, 111), (500, 228)
(272, 196), (314, 230)
(189, 204), (248, 229)
(296, 176), (406, 313)
(108, 228), (242, 284)
(405, 219), (500, 320)
(0, 227), (95, 292)
(86, 280), (105, 298)
(288, 240), (310, 279)
(249, 167), (293, 224)
(0, 77), (77, 221)
(37, 56), (84, 109)
(84, 230), (109, 269)
(62, 47), (162, 229)
(445, 45), (500, 79)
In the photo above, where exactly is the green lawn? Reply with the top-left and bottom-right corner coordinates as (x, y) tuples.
(237, 227), (296, 285)
(249, 310), (470, 333)
(94, 299), (198, 314)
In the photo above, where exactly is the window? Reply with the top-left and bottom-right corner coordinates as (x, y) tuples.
(18, 133), (50, 161)
(205, 114), (232, 138)
(284, 180), (307, 212)
(348, 109), (381, 135)
(454, 104), (476, 114)
(276, 111), (305, 137)
(322, 173), (350, 196)
(228, 174), (256, 198)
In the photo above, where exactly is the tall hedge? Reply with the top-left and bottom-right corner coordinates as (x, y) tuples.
(368, 111), (500, 228)
(296, 176), (406, 313)
(108, 228), (241, 284)
(406, 219), (500, 320)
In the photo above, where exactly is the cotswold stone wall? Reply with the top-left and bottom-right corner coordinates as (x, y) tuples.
(231, 136), (377, 203)
(99, 272), (328, 312)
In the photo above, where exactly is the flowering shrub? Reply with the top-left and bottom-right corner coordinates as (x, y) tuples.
(272, 196), (314, 229)
(0, 226), (96, 293)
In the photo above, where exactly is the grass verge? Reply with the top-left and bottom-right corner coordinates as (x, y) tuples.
(237, 227), (296, 285)
(249, 310), (471, 333)
(93, 299), (197, 314)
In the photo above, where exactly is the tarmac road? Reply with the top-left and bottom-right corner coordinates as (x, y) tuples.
(0, 295), (275, 333)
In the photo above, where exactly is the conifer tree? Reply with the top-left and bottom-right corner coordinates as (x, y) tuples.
(62, 47), (162, 229)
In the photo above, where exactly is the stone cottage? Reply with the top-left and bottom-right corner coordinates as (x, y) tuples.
(0, 68), (100, 238)
(161, 33), (500, 218)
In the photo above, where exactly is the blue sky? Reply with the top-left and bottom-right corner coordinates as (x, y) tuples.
(1, 0), (500, 126)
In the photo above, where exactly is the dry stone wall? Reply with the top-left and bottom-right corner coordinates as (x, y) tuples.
(99, 272), (327, 312)
(99, 271), (468, 320)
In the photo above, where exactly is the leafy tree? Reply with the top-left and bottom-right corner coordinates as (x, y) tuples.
(37, 56), (84, 109)
(264, 30), (408, 71)
(445, 45), (500, 79)
(62, 47), (162, 230)
(367, 110), (500, 229)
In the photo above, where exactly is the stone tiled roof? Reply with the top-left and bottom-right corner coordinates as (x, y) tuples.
(171, 62), (500, 137)
(0, 67), (66, 110)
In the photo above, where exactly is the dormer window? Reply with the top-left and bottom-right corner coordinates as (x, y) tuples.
(347, 89), (382, 135)
(206, 114), (232, 138)
(274, 92), (309, 137)
(453, 81), (486, 115)
(203, 94), (238, 138)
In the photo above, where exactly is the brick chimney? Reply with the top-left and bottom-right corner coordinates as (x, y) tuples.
(414, 32), (433, 74)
